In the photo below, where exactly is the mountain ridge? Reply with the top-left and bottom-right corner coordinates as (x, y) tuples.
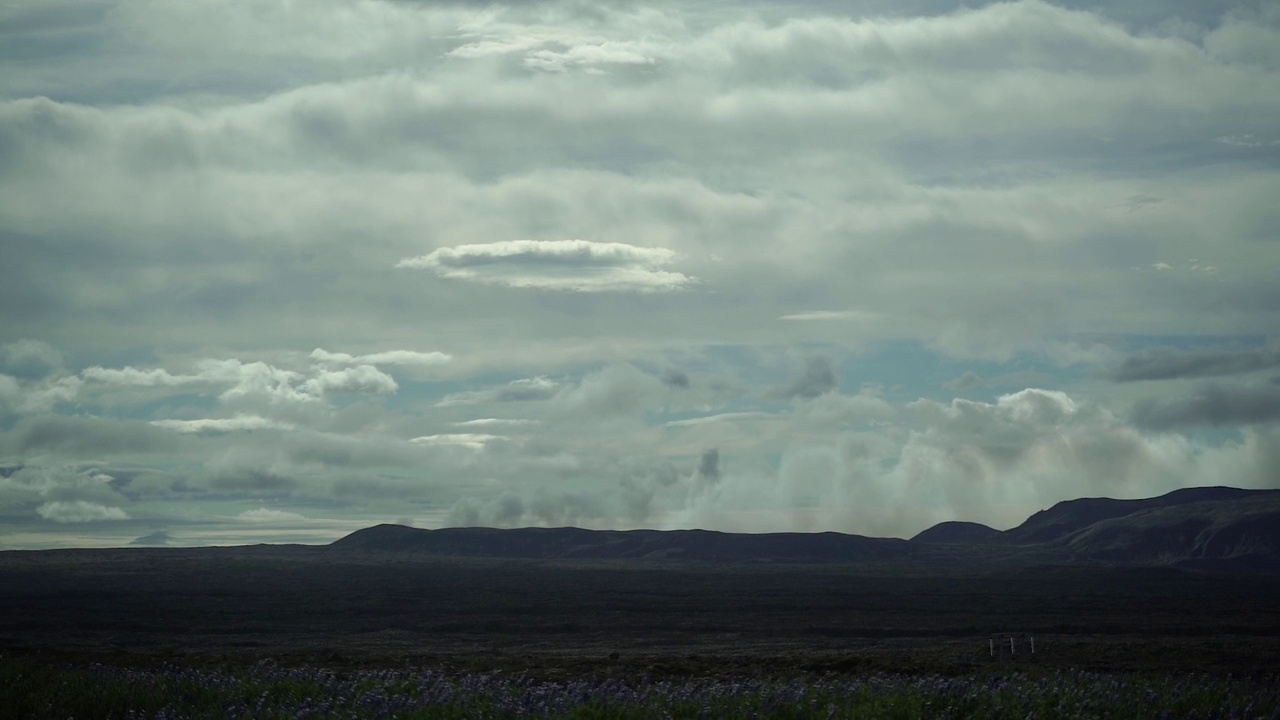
(330, 486), (1280, 571)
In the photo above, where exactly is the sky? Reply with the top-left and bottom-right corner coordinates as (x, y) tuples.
(1, 0), (1279, 549)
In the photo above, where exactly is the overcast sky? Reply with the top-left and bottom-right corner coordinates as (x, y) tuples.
(2, 0), (1278, 549)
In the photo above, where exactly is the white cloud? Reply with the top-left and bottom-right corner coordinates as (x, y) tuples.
(237, 507), (307, 523)
(82, 366), (195, 386)
(454, 418), (540, 428)
(664, 411), (778, 428)
(436, 377), (561, 406)
(302, 364), (398, 395)
(311, 348), (451, 367)
(37, 500), (129, 523)
(150, 415), (294, 434)
(396, 240), (695, 293)
(411, 433), (505, 450)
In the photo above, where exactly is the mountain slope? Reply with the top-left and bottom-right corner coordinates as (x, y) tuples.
(1001, 486), (1272, 546)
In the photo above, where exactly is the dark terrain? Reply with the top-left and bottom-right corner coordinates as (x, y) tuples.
(2, 486), (1279, 678)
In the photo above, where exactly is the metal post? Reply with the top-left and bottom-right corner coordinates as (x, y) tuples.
(1010, 637), (1015, 655)
(989, 639), (994, 657)
(1030, 636), (1035, 654)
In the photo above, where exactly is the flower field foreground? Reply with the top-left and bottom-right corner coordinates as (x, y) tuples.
(3, 656), (1278, 719)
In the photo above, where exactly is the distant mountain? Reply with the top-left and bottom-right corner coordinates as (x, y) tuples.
(331, 525), (916, 564)
(1000, 486), (1271, 546)
(330, 486), (1280, 571)
(915, 486), (1280, 571)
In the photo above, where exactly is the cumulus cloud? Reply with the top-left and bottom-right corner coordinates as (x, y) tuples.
(302, 365), (398, 395)
(82, 366), (195, 386)
(37, 500), (129, 523)
(397, 240), (695, 293)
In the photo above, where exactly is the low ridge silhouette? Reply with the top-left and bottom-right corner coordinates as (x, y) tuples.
(331, 486), (1280, 571)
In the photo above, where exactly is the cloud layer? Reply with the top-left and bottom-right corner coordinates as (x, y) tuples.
(1, 0), (1278, 547)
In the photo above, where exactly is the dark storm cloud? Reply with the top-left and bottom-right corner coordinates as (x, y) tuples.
(1131, 383), (1280, 430)
(780, 356), (838, 399)
(1110, 344), (1280, 382)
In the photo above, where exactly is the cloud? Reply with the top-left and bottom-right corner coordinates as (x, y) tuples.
(3, 0), (1280, 547)
(206, 467), (298, 493)
(150, 415), (294, 434)
(130, 529), (172, 546)
(237, 507), (307, 523)
(0, 375), (83, 414)
(446, 491), (526, 527)
(410, 433), (505, 450)
(82, 366), (195, 386)
(696, 448), (720, 483)
(664, 411), (777, 428)
(779, 356), (838, 399)
(310, 348), (452, 368)
(0, 339), (63, 379)
(1110, 344), (1280, 381)
(944, 371), (983, 391)
(436, 377), (560, 406)
(550, 364), (668, 419)
(660, 367), (690, 389)
(37, 500), (129, 523)
(396, 240), (695, 293)
(1131, 383), (1280, 430)
(302, 365), (397, 395)
(453, 418), (540, 428)
(11, 415), (180, 456)
(778, 310), (877, 322)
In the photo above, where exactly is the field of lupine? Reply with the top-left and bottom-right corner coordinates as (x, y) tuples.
(4, 655), (1279, 719)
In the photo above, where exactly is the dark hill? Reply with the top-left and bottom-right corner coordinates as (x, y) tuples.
(1057, 494), (1280, 570)
(910, 521), (1000, 544)
(331, 525), (916, 564)
(1001, 486), (1277, 546)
